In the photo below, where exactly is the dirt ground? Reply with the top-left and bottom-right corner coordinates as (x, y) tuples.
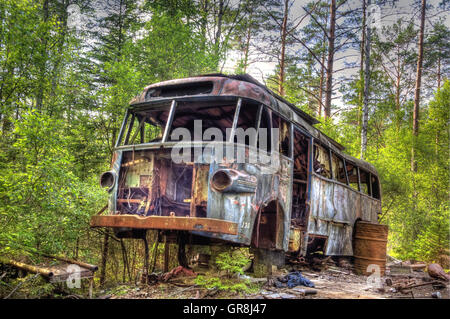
(99, 265), (450, 300)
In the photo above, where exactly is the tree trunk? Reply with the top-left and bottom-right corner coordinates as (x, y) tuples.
(360, 0), (371, 159)
(278, 0), (289, 96)
(411, 0), (426, 172)
(164, 235), (170, 272)
(324, 0), (336, 119)
(358, 0), (366, 127)
(36, 0), (49, 111)
(437, 55), (441, 89)
(99, 231), (110, 287)
(319, 51), (325, 118)
(200, 0), (209, 45)
(242, 11), (253, 73)
(214, 0), (224, 60)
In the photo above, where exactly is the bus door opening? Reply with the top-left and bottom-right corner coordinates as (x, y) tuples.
(291, 128), (310, 230)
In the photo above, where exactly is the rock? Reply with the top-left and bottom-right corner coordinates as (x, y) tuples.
(238, 274), (251, 280)
(427, 263), (450, 281)
(290, 287), (318, 295)
(291, 287), (306, 293)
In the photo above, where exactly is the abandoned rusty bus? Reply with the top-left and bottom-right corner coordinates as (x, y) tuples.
(90, 74), (382, 271)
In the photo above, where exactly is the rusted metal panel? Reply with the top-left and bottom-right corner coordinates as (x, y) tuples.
(90, 215), (238, 235)
(308, 174), (382, 256)
(190, 146), (292, 251)
(197, 148), (258, 245)
(190, 164), (209, 215)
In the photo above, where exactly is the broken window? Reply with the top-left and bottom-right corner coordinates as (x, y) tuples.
(331, 152), (346, 183)
(168, 100), (237, 142)
(234, 101), (260, 146)
(346, 162), (359, 191)
(359, 169), (371, 196)
(313, 143), (331, 179)
(293, 129), (309, 181)
(272, 113), (291, 157)
(120, 108), (168, 146)
(371, 174), (381, 199)
(257, 107), (271, 153)
(292, 128), (310, 229)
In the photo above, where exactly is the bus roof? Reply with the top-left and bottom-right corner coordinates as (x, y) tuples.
(129, 74), (378, 176)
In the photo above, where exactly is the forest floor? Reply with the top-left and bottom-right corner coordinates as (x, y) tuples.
(98, 264), (450, 300)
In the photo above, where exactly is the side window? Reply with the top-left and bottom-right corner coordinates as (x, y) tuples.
(257, 107), (271, 153)
(272, 113), (290, 157)
(313, 143), (331, 179)
(235, 101), (260, 146)
(331, 152), (346, 183)
(359, 169), (370, 196)
(371, 174), (380, 199)
(346, 162), (359, 191)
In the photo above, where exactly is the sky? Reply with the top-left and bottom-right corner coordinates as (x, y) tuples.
(222, 0), (449, 107)
(71, 0), (448, 110)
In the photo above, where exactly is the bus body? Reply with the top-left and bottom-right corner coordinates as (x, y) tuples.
(91, 74), (382, 258)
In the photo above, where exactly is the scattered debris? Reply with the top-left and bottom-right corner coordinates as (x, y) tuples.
(385, 278), (393, 286)
(162, 266), (196, 282)
(279, 293), (296, 299)
(336, 257), (353, 269)
(270, 271), (315, 289)
(290, 287), (318, 295)
(431, 291), (442, 299)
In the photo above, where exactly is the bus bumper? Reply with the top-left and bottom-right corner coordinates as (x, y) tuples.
(90, 215), (238, 235)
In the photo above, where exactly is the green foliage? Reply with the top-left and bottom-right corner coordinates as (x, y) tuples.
(0, 110), (106, 256)
(194, 275), (256, 294)
(215, 249), (251, 277)
(0, 274), (55, 299)
(194, 249), (256, 294)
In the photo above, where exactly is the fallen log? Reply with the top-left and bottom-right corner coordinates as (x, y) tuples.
(2, 260), (54, 278)
(41, 254), (98, 272)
